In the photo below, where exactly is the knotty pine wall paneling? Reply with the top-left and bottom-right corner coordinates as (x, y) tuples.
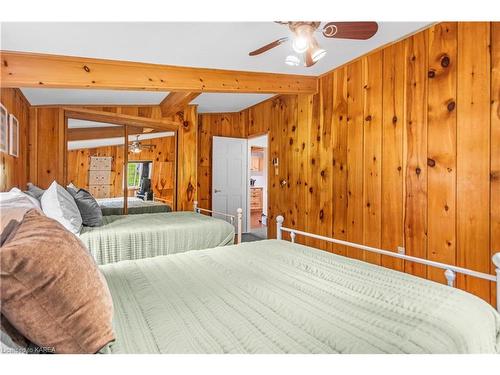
(456, 22), (491, 301)
(0, 88), (30, 191)
(491, 22), (500, 310)
(403, 30), (429, 278)
(177, 105), (197, 211)
(345, 59), (365, 261)
(426, 22), (457, 284)
(331, 68), (349, 257)
(362, 51), (383, 265)
(197, 22), (499, 305)
(67, 144), (125, 197)
(380, 41), (405, 272)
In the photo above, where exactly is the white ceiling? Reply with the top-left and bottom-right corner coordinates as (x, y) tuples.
(68, 132), (174, 150)
(191, 93), (275, 113)
(5, 22), (431, 112)
(67, 118), (175, 150)
(21, 88), (276, 113)
(68, 119), (121, 128)
(1, 22), (430, 75)
(22, 89), (168, 106)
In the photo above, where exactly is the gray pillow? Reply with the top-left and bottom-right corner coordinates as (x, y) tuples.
(67, 188), (103, 227)
(24, 182), (45, 201)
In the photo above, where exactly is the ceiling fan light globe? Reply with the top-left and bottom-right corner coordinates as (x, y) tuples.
(311, 48), (327, 62)
(292, 36), (308, 53)
(285, 55), (300, 66)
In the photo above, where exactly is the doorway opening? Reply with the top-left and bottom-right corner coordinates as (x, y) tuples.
(247, 134), (268, 239)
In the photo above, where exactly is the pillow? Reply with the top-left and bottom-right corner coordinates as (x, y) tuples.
(1, 315), (29, 353)
(0, 188), (41, 210)
(41, 181), (82, 234)
(0, 209), (115, 354)
(66, 182), (79, 193)
(67, 188), (103, 227)
(0, 207), (35, 246)
(24, 182), (45, 201)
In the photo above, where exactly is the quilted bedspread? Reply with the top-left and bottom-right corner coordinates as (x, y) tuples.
(79, 212), (235, 265)
(99, 240), (500, 353)
(97, 197), (172, 216)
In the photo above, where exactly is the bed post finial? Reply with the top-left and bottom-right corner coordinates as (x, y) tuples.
(236, 208), (243, 245)
(276, 215), (284, 240)
(493, 253), (500, 313)
(193, 200), (198, 213)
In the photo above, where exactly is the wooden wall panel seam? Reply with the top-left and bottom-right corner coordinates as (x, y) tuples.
(456, 22), (491, 301)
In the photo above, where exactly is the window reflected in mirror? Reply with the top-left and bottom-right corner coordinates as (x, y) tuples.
(127, 127), (176, 213)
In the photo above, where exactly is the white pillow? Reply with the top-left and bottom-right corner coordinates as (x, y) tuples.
(0, 188), (41, 210)
(41, 181), (82, 234)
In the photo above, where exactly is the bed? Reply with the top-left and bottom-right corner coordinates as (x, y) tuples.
(99, 239), (500, 354)
(79, 211), (238, 265)
(96, 197), (172, 216)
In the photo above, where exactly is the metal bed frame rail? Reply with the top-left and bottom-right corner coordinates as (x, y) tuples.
(276, 215), (500, 313)
(193, 201), (243, 244)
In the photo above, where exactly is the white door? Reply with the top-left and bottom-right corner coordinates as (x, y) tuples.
(212, 136), (248, 233)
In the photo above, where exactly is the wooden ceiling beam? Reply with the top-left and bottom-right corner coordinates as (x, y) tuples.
(63, 107), (179, 131)
(1, 51), (318, 94)
(160, 92), (201, 117)
(67, 126), (160, 142)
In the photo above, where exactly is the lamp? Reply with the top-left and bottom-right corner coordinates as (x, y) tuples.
(309, 37), (327, 63)
(291, 24), (313, 53)
(285, 55), (300, 66)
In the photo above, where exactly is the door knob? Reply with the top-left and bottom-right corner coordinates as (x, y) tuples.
(214, 189), (222, 193)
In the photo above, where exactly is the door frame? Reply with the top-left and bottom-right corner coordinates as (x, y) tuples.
(246, 133), (269, 235)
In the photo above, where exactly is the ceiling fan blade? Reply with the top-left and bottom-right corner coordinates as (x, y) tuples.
(322, 22), (378, 40)
(249, 37), (288, 56)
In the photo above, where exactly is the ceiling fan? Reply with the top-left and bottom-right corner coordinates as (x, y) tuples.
(249, 22), (379, 67)
(128, 135), (154, 154)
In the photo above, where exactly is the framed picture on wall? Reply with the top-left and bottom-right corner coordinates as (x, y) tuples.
(9, 114), (19, 157)
(0, 103), (7, 153)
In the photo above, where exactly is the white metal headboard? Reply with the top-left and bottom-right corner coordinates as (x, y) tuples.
(276, 215), (500, 313)
(193, 201), (243, 244)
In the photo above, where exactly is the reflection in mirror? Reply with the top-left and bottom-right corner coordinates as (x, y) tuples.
(66, 118), (126, 216)
(126, 127), (176, 213)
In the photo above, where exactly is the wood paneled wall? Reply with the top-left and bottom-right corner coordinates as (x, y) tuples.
(0, 88), (30, 191)
(197, 22), (500, 304)
(67, 144), (125, 198)
(197, 112), (247, 209)
(29, 105), (197, 210)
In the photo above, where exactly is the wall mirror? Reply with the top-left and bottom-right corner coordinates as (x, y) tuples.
(66, 116), (177, 216)
(66, 118), (127, 215)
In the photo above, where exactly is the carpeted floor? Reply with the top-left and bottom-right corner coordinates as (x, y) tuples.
(241, 233), (265, 242)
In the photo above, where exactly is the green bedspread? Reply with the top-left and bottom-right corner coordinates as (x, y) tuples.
(100, 240), (500, 354)
(79, 212), (235, 265)
(97, 197), (172, 216)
